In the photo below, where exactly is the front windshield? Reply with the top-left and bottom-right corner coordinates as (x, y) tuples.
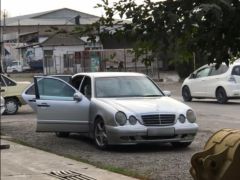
(95, 76), (163, 98)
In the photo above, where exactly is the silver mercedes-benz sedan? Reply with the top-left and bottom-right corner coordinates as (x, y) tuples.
(22, 72), (198, 149)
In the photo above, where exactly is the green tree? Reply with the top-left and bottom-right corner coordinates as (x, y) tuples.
(94, 0), (240, 69)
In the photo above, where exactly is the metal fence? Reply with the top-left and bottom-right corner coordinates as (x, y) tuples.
(43, 49), (165, 80)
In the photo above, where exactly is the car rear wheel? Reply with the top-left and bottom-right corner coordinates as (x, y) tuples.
(55, 132), (70, 137)
(182, 86), (192, 102)
(171, 142), (192, 148)
(4, 98), (19, 115)
(94, 118), (108, 150)
(216, 87), (228, 104)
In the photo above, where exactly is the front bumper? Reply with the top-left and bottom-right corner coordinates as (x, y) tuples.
(105, 123), (199, 145)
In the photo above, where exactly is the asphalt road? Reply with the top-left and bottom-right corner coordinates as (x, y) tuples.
(159, 82), (240, 132)
(1, 83), (240, 180)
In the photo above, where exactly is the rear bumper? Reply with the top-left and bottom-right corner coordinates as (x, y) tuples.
(225, 84), (240, 98)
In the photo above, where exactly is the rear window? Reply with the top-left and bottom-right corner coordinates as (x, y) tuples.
(232, 65), (240, 76)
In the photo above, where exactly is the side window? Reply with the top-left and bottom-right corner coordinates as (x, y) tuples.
(37, 78), (75, 100)
(2, 75), (16, 86)
(27, 76), (73, 95)
(196, 67), (211, 78)
(232, 66), (240, 76)
(209, 64), (229, 76)
(25, 84), (35, 95)
(0, 76), (6, 87)
(80, 76), (92, 99)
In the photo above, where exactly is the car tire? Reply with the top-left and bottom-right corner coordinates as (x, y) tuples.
(216, 87), (228, 104)
(55, 132), (70, 138)
(182, 86), (192, 102)
(4, 98), (19, 115)
(94, 118), (108, 150)
(171, 142), (192, 148)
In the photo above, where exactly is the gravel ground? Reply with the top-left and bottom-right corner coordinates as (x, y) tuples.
(1, 104), (212, 180)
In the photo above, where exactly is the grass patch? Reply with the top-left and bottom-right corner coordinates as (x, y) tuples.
(1, 137), (148, 180)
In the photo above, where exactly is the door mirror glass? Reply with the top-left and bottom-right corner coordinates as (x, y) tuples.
(73, 92), (82, 102)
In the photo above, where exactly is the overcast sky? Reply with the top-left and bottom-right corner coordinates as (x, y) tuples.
(1, 0), (147, 18)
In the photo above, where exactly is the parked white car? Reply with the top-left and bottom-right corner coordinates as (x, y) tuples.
(22, 72), (198, 149)
(182, 60), (240, 103)
(7, 61), (30, 73)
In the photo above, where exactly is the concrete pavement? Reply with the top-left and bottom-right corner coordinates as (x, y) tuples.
(1, 139), (138, 180)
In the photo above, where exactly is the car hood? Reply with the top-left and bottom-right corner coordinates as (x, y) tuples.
(98, 96), (190, 114)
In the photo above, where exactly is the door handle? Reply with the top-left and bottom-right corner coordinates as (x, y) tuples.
(37, 103), (50, 107)
(29, 99), (36, 102)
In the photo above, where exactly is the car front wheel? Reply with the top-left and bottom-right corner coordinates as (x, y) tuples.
(171, 142), (192, 148)
(94, 118), (108, 150)
(216, 87), (228, 104)
(4, 98), (19, 115)
(182, 86), (192, 102)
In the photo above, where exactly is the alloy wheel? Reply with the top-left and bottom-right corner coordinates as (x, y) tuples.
(94, 119), (108, 149)
(5, 99), (18, 115)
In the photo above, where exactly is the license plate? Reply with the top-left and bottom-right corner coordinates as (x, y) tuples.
(147, 127), (175, 136)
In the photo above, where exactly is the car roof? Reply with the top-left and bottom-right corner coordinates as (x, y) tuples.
(196, 61), (239, 71)
(72, 72), (146, 78)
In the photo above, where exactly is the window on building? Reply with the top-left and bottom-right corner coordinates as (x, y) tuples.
(44, 50), (53, 67)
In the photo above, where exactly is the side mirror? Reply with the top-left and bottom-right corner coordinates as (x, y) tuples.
(190, 73), (196, 79)
(163, 90), (171, 97)
(73, 92), (82, 102)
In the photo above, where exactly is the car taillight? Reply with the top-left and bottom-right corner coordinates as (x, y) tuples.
(228, 75), (236, 83)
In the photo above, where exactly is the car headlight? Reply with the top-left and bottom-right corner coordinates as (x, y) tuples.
(186, 109), (196, 123)
(129, 115), (138, 125)
(178, 114), (186, 123)
(115, 111), (127, 126)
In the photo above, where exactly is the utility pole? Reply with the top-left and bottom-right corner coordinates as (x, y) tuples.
(0, 9), (6, 73)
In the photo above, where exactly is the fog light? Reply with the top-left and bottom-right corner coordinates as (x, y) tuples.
(178, 114), (186, 123)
